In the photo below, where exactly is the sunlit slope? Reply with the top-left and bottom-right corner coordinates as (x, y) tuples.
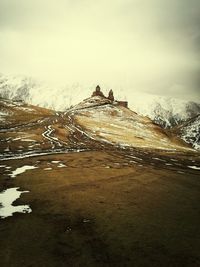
(72, 96), (193, 151)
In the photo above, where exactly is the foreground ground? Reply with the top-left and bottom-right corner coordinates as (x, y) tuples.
(0, 150), (200, 267)
(0, 98), (200, 266)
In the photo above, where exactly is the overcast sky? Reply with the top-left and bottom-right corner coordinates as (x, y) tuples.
(0, 0), (199, 101)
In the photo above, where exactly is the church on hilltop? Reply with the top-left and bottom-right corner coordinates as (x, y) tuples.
(91, 85), (128, 108)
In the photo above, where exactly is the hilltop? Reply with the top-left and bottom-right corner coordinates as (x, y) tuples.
(71, 93), (191, 151)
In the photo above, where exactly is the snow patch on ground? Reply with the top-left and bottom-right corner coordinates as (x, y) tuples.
(152, 157), (166, 162)
(8, 165), (38, 178)
(0, 187), (31, 219)
(188, 166), (200, 170)
(15, 106), (35, 112)
(20, 139), (36, 142)
(57, 163), (66, 168)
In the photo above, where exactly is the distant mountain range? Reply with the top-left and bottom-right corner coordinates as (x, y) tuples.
(128, 94), (200, 128)
(0, 73), (199, 149)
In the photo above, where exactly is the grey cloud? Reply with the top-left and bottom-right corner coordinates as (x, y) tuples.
(0, 0), (199, 101)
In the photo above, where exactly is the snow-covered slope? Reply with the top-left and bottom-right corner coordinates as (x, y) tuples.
(0, 73), (199, 129)
(174, 115), (200, 150)
(71, 96), (192, 151)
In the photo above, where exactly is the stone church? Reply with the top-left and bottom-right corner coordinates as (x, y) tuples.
(91, 85), (128, 108)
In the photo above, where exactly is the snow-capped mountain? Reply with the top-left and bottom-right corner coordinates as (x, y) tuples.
(0, 73), (199, 129)
(0, 73), (97, 111)
(129, 94), (200, 128)
(174, 115), (200, 150)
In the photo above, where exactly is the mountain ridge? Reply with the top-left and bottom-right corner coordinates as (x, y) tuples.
(0, 73), (199, 124)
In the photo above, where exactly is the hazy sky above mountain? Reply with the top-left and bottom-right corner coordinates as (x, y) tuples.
(0, 0), (199, 101)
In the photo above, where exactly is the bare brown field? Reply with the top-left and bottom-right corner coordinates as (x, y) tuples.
(0, 151), (200, 267)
